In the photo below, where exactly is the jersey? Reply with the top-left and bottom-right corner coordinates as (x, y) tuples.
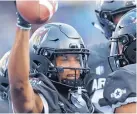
(87, 42), (114, 113)
(84, 72), (114, 113)
(29, 72), (94, 113)
(103, 64), (136, 110)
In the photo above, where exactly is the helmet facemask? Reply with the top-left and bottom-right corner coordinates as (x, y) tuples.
(30, 23), (90, 89)
(108, 34), (136, 71)
(35, 46), (90, 89)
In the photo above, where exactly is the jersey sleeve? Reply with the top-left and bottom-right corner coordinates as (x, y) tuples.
(103, 64), (136, 110)
(38, 93), (49, 113)
(29, 73), (61, 113)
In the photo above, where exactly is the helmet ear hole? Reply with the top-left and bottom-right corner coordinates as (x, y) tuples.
(33, 60), (41, 67)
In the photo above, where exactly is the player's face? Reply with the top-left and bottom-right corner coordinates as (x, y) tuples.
(56, 54), (81, 80)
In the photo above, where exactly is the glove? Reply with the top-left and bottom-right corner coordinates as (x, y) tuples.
(14, 1), (31, 30)
(16, 12), (31, 30)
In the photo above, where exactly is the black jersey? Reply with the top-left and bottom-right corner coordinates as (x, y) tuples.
(29, 72), (94, 113)
(103, 64), (136, 110)
(86, 42), (114, 113)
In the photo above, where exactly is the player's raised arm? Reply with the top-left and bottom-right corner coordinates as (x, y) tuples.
(8, 1), (58, 113)
(8, 11), (35, 113)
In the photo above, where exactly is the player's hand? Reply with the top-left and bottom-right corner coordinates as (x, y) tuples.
(14, 1), (31, 30)
(16, 12), (31, 30)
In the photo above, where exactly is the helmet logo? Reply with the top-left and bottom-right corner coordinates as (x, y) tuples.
(32, 27), (49, 46)
(33, 36), (41, 46)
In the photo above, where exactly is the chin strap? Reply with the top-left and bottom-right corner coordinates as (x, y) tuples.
(68, 87), (95, 113)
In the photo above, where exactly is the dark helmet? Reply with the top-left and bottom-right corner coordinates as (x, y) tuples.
(95, 0), (136, 39)
(29, 23), (90, 88)
(108, 8), (136, 70)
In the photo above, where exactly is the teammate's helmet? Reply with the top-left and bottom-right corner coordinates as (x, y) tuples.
(29, 23), (90, 88)
(108, 8), (136, 70)
(95, 0), (136, 39)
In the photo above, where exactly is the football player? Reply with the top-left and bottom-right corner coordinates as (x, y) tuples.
(0, 1), (136, 113)
(94, 0), (136, 39)
(88, 1), (136, 112)
(104, 8), (136, 113)
(8, 9), (97, 112)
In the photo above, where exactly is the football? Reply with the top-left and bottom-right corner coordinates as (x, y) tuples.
(16, 0), (58, 24)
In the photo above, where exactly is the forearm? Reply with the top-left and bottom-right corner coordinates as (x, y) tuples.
(7, 3), (44, 112)
(8, 27), (36, 112)
(8, 27), (30, 85)
(115, 103), (136, 113)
